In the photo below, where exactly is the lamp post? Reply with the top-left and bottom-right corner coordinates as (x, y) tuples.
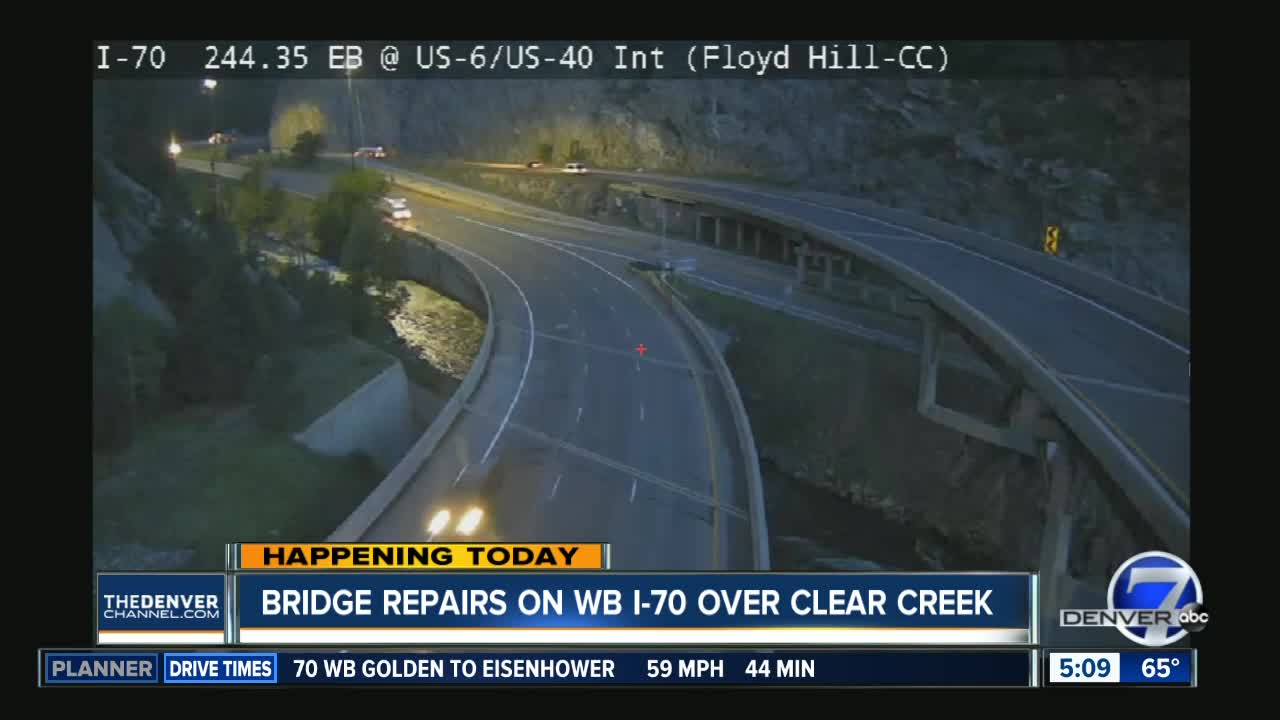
(202, 78), (220, 216)
(346, 68), (356, 171)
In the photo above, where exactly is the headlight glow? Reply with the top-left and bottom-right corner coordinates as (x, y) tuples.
(427, 509), (451, 535)
(456, 507), (484, 535)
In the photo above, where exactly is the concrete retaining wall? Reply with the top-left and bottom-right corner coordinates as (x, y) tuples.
(328, 230), (495, 541)
(292, 360), (418, 473)
(636, 269), (771, 571)
(399, 238), (488, 319)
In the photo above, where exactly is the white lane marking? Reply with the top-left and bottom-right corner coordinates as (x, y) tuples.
(410, 229), (535, 463)
(635, 359), (640, 373)
(640, 404), (645, 422)
(629, 479), (637, 503)
(551, 474), (562, 499)
(609, 304), (616, 314)
(592, 286), (600, 294)
(720, 185), (1190, 354)
(571, 308), (578, 317)
(453, 463), (469, 487)
(576, 407), (583, 423)
(1057, 373), (1190, 404)
(625, 327), (631, 338)
(456, 216), (640, 295)
(555, 323), (569, 331)
(583, 362), (589, 376)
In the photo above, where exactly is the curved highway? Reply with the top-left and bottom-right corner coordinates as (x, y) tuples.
(371, 160), (1191, 554)
(179, 145), (1190, 563)
(179, 155), (754, 570)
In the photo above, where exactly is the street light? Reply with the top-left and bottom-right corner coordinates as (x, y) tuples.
(346, 67), (356, 170)
(202, 78), (221, 216)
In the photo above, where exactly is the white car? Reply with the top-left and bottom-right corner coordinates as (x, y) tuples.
(380, 197), (412, 221)
(563, 162), (589, 174)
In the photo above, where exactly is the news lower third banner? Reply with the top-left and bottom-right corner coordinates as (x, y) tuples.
(95, 544), (1035, 646)
(40, 649), (1038, 687)
(232, 543), (609, 570)
(97, 574), (226, 645)
(233, 573), (1034, 645)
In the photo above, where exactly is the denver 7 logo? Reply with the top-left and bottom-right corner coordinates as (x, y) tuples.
(1109, 552), (1203, 647)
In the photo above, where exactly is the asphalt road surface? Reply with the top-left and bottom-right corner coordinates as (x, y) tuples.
(446, 161), (1190, 548)
(178, 157), (753, 570)
(179, 152), (1189, 560)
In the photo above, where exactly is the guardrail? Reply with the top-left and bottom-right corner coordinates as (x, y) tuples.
(789, 191), (1190, 347)
(633, 267), (771, 571)
(623, 170), (1188, 346)
(626, 184), (1189, 556)
(174, 156), (502, 542)
(327, 240), (497, 542)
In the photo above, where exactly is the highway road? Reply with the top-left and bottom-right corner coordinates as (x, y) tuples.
(180, 147), (1190, 559)
(178, 157), (754, 570)
(431, 161), (1191, 552)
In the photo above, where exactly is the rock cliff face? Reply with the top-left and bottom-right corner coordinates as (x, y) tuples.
(92, 160), (177, 330)
(272, 77), (1189, 305)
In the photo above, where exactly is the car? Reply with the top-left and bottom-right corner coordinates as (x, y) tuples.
(563, 162), (589, 174)
(424, 459), (508, 541)
(525, 161), (544, 169)
(379, 197), (412, 221)
(354, 146), (388, 159)
(208, 131), (235, 145)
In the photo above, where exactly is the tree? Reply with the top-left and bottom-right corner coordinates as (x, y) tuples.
(291, 131), (324, 165)
(311, 200), (348, 262)
(310, 169), (389, 262)
(94, 301), (168, 451)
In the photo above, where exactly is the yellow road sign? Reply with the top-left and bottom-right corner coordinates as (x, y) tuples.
(1044, 225), (1061, 255)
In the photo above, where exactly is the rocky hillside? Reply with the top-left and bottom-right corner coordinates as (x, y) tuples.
(272, 75), (1189, 306)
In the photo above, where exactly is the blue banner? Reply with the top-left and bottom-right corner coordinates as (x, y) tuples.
(38, 650), (1032, 687)
(234, 572), (1032, 645)
(163, 653), (278, 684)
(1118, 651), (1194, 685)
(98, 574), (225, 632)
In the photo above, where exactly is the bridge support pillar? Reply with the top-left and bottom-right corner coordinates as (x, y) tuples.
(737, 219), (745, 252)
(714, 217), (723, 247)
(843, 256), (853, 276)
(822, 254), (834, 291)
(753, 227), (762, 257)
(796, 250), (807, 284)
(695, 214), (703, 245)
(912, 304), (1041, 457)
(1038, 440), (1074, 644)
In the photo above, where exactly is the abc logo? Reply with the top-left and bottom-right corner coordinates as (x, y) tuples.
(1178, 602), (1209, 632)
(1109, 551), (1204, 647)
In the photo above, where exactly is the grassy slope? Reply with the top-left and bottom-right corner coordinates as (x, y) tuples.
(279, 336), (396, 433)
(95, 174), (403, 571)
(93, 404), (381, 570)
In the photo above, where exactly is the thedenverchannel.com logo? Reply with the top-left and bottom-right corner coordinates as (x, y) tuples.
(1059, 551), (1207, 647)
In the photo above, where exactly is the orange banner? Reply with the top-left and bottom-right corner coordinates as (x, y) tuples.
(236, 543), (608, 570)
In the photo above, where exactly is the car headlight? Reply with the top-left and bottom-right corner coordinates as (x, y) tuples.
(456, 507), (484, 535)
(427, 509), (452, 535)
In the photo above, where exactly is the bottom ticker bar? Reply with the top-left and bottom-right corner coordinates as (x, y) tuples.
(40, 649), (1032, 687)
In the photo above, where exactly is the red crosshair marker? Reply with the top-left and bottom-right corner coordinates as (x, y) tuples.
(635, 343), (648, 356)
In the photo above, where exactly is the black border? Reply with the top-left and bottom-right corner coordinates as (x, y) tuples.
(69, 29), (1205, 704)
